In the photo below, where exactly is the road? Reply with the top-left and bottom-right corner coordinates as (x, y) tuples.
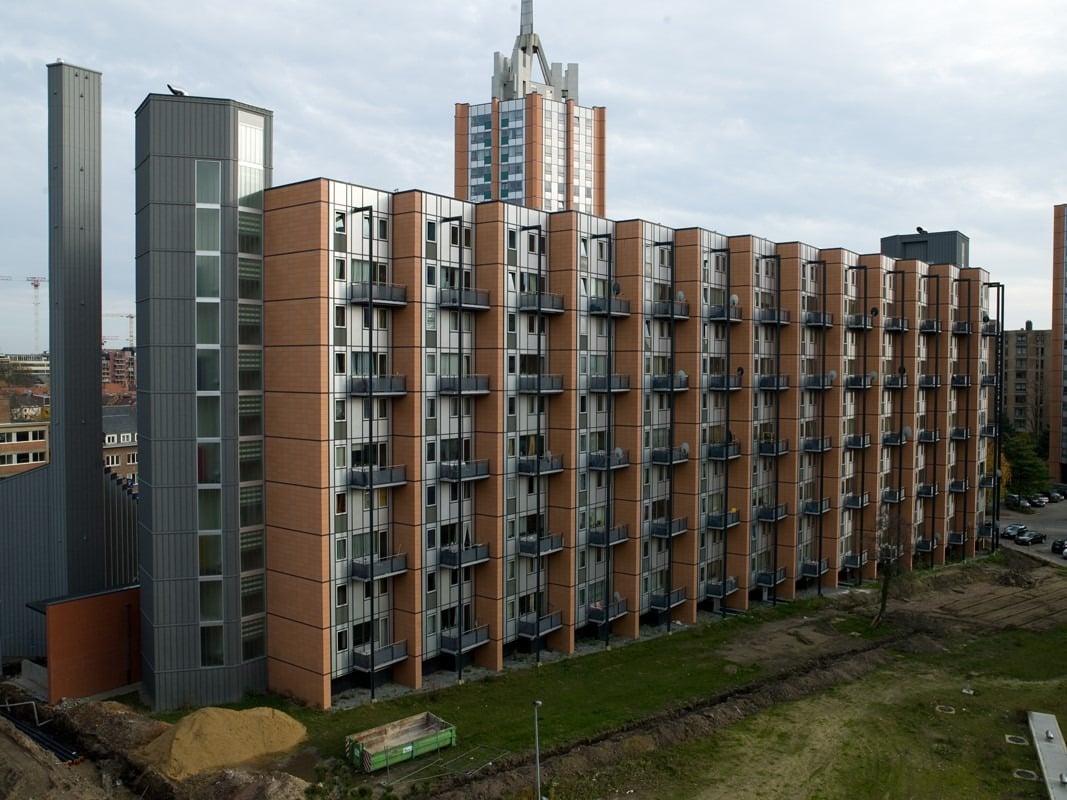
(998, 496), (1067, 564)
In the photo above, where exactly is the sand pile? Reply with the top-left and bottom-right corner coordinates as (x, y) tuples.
(137, 707), (306, 781)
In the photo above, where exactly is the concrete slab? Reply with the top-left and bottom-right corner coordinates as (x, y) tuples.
(1028, 711), (1067, 799)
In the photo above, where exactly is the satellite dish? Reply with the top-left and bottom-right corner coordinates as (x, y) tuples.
(613, 447), (624, 459)
(729, 294), (739, 306)
(677, 370), (687, 380)
(612, 282), (621, 296)
(676, 290), (685, 303)
(828, 369), (838, 380)
(680, 442), (690, 456)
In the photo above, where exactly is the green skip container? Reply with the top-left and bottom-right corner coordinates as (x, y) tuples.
(345, 712), (457, 772)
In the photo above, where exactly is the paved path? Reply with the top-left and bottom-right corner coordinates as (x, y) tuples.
(1029, 711), (1067, 799)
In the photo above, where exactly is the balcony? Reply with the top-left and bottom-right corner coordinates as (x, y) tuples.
(980, 424), (998, 438)
(841, 551), (869, 569)
(949, 479), (968, 493)
(951, 374), (971, 388)
(844, 491), (870, 509)
(350, 375), (408, 396)
(705, 441), (742, 460)
(756, 503), (788, 522)
(518, 533), (564, 558)
(517, 291), (565, 315)
(883, 373), (907, 389)
(883, 316), (909, 333)
(351, 641), (408, 672)
(651, 517), (688, 538)
(756, 308), (790, 325)
(915, 536), (939, 553)
(804, 311), (834, 328)
(948, 531), (968, 546)
(757, 374), (790, 391)
(589, 374), (630, 393)
(918, 319), (942, 335)
(703, 373), (742, 391)
(707, 304), (743, 323)
(803, 498), (831, 515)
(588, 449), (630, 470)
(758, 439), (789, 457)
(650, 587), (687, 611)
(882, 488), (905, 503)
(882, 432), (904, 446)
(517, 454), (564, 475)
(982, 321), (1000, 336)
(350, 466), (408, 489)
(517, 374), (565, 394)
(439, 287), (490, 310)
(844, 433), (871, 449)
(801, 558), (830, 578)
(588, 296), (631, 317)
(755, 567), (788, 587)
(587, 598), (628, 625)
(979, 473), (997, 488)
(918, 428), (940, 443)
(517, 611), (563, 639)
(438, 460), (491, 482)
(706, 576), (739, 599)
(651, 445), (690, 465)
(980, 374), (998, 387)
(440, 625), (490, 654)
(351, 553), (408, 581)
(438, 375), (490, 395)
(917, 483), (939, 498)
(845, 314), (873, 330)
(951, 320), (972, 335)
(803, 374), (834, 390)
(650, 373), (690, 392)
(651, 299), (691, 320)
(949, 427), (970, 440)
(706, 510), (741, 530)
(349, 282), (407, 307)
(439, 543), (490, 569)
(803, 436), (832, 453)
(844, 374), (874, 390)
(588, 524), (628, 548)
(918, 375), (941, 389)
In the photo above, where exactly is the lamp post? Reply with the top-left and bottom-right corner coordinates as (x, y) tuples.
(654, 237), (678, 630)
(897, 365), (908, 566)
(804, 258), (829, 596)
(845, 264), (874, 580)
(533, 699), (543, 800)
(953, 276), (974, 559)
(983, 281), (1005, 551)
(918, 272), (942, 563)
(591, 231), (615, 646)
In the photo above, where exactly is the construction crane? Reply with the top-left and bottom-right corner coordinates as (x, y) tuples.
(103, 312), (135, 348)
(0, 275), (49, 352)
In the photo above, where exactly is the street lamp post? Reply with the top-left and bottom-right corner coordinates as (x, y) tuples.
(983, 281), (1005, 552)
(533, 699), (543, 800)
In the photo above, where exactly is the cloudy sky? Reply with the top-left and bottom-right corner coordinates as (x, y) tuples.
(1, 0), (1064, 353)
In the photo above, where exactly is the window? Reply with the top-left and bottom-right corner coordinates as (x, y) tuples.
(336, 584), (348, 607)
(335, 492), (347, 515)
(426, 220), (437, 242)
(127, 452), (138, 465)
(105, 434), (117, 445)
(336, 629), (349, 652)
(335, 353), (346, 374)
(104, 454), (120, 467)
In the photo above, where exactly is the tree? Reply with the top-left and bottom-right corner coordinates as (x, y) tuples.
(1001, 428), (1049, 496)
(872, 501), (910, 628)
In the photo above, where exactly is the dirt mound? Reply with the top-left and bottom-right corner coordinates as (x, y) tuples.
(179, 767), (308, 800)
(136, 707), (306, 781)
(60, 700), (168, 757)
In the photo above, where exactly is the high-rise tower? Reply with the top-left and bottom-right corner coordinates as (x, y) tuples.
(455, 0), (606, 216)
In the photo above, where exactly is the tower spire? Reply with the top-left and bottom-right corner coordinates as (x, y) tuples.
(492, 0), (579, 102)
(520, 0), (533, 36)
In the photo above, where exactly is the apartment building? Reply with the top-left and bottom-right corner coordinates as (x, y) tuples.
(0, 420), (49, 477)
(455, 0), (606, 216)
(102, 405), (138, 487)
(261, 180), (999, 708)
(102, 347), (136, 390)
(1003, 324), (1049, 439)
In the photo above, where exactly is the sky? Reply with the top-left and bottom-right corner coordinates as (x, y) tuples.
(1, 0), (1065, 353)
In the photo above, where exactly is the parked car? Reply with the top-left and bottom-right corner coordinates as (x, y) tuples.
(1006, 495), (1031, 510)
(1016, 531), (1046, 546)
(1052, 538), (1067, 555)
(1030, 495), (1048, 507)
(1002, 524), (1029, 540)
(1049, 491), (1064, 503)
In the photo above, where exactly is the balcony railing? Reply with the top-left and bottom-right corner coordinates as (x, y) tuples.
(918, 428), (940, 443)
(706, 510), (741, 530)
(517, 291), (565, 314)
(757, 375), (789, 391)
(844, 374), (874, 390)
(755, 567), (787, 587)
(844, 491), (870, 509)
(883, 316), (909, 332)
(844, 433), (871, 449)
(706, 576), (739, 599)
(845, 314), (873, 330)
(949, 427), (970, 440)
(587, 598), (628, 624)
(703, 373), (742, 391)
(650, 587), (687, 611)
(842, 551), (869, 569)
(439, 543), (490, 569)
(517, 454), (564, 475)
(756, 503), (788, 522)
(758, 439), (789, 457)
(651, 446), (689, 466)
(803, 436), (832, 453)
(439, 287), (490, 310)
(351, 553), (408, 581)
(948, 530), (968, 545)
(756, 308), (790, 325)
(650, 517), (688, 538)
(440, 625), (490, 654)
(588, 449), (630, 470)
(350, 375), (407, 396)
(707, 304), (743, 323)
(882, 488), (905, 503)
(918, 375), (941, 389)
(650, 373), (690, 392)
(517, 374), (565, 394)
(979, 473), (996, 488)
(517, 611), (563, 638)
(949, 479), (968, 493)
(518, 533), (564, 558)
(982, 321), (1000, 336)
(883, 373), (907, 389)
(918, 319), (942, 334)
(803, 374), (833, 390)
(800, 558), (830, 578)
(588, 524), (628, 548)
(804, 311), (833, 328)
(802, 498), (831, 515)
(349, 282), (408, 307)
(882, 432), (904, 446)
(917, 483), (939, 498)
(980, 374), (998, 387)
(438, 375), (490, 395)
(951, 374), (971, 388)
(350, 466), (408, 489)
(705, 441), (742, 460)
(351, 641), (408, 672)
(915, 536), (939, 553)
(438, 460), (491, 482)
(651, 300), (691, 320)
(980, 424), (998, 438)
(951, 320), (972, 335)
(588, 296), (631, 317)
(589, 374), (631, 393)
